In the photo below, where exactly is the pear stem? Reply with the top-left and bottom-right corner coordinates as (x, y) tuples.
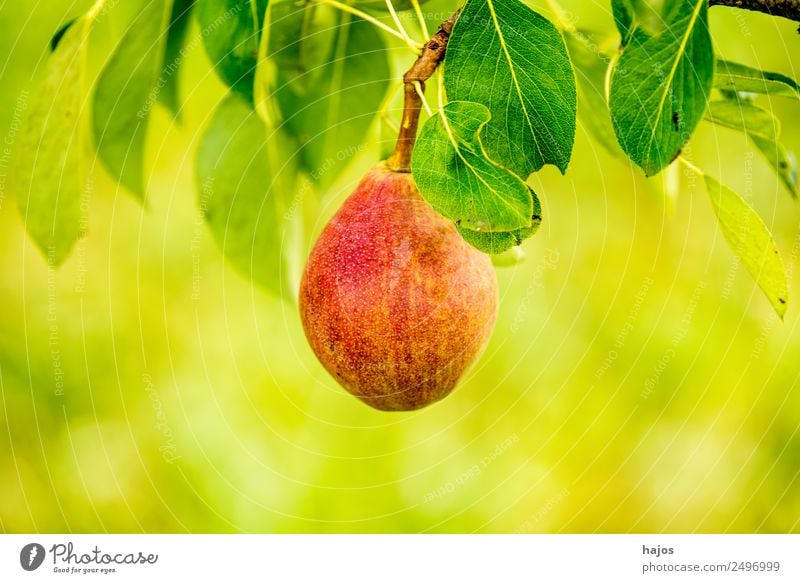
(386, 9), (461, 173)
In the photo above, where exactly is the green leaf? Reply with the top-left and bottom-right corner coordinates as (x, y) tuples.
(158, 0), (195, 118)
(197, 0), (268, 106)
(705, 99), (798, 197)
(258, 0), (339, 103)
(16, 9), (97, 265)
(609, 0), (714, 176)
(412, 101), (535, 233)
(270, 11), (389, 189)
(564, 30), (624, 159)
(714, 60), (800, 98)
(444, 0), (576, 177)
(705, 99), (778, 141)
(261, 0), (338, 81)
(703, 174), (788, 318)
(457, 191), (542, 254)
(92, 0), (172, 199)
(196, 93), (307, 298)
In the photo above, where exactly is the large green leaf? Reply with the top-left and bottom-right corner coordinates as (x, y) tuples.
(270, 11), (389, 189)
(197, 0), (268, 106)
(609, 0), (714, 176)
(158, 0), (195, 118)
(92, 0), (172, 199)
(196, 93), (307, 298)
(16, 11), (97, 264)
(705, 99), (798, 197)
(412, 101), (535, 233)
(255, 0), (339, 125)
(704, 174), (788, 318)
(259, 0), (338, 97)
(443, 0), (576, 178)
(714, 60), (800, 98)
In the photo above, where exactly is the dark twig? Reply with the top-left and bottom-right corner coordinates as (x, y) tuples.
(386, 9), (461, 172)
(709, 0), (800, 27)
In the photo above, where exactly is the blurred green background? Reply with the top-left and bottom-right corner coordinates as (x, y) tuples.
(1, 0), (799, 533)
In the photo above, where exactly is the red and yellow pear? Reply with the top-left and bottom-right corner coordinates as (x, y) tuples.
(299, 163), (498, 411)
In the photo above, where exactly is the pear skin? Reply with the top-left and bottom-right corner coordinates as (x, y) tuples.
(300, 164), (498, 411)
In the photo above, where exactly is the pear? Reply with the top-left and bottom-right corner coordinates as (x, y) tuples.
(299, 163), (498, 411)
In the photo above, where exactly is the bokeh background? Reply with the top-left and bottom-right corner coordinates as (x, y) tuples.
(1, 0), (799, 533)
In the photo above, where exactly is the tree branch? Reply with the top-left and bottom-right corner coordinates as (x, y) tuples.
(386, 9), (461, 173)
(709, 0), (800, 26)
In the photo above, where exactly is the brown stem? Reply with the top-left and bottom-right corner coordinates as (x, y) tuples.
(386, 9), (461, 173)
(709, 0), (800, 25)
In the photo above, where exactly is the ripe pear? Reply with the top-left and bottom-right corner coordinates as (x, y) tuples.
(299, 163), (498, 411)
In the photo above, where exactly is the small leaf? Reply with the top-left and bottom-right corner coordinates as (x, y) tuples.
(412, 101), (534, 233)
(457, 192), (542, 254)
(609, 0), (714, 176)
(16, 9), (97, 265)
(92, 0), (172, 198)
(705, 99), (778, 141)
(704, 174), (788, 318)
(158, 0), (195, 118)
(196, 93), (308, 298)
(269, 10), (390, 189)
(705, 98), (797, 197)
(714, 60), (800, 98)
(444, 0), (576, 177)
(197, 0), (267, 106)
